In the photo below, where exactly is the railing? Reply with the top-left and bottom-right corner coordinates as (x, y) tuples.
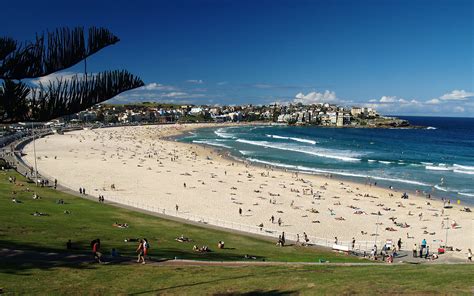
(104, 195), (384, 253)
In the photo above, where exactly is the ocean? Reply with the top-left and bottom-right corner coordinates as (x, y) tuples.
(178, 116), (474, 204)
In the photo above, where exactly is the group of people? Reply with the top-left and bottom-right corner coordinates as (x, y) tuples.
(98, 195), (105, 203)
(269, 215), (283, 226)
(88, 238), (150, 264)
(136, 238), (150, 264)
(78, 187), (86, 195)
(276, 232), (286, 247)
(193, 245), (210, 252)
(413, 239), (430, 259)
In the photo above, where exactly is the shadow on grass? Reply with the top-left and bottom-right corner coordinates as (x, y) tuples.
(0, 240), (267, 275)
(0, 240), (101, 275)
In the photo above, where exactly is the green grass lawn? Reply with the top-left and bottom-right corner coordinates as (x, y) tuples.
(0, 170), (360, 263)
(2, 262), (473, 295)
(1, 169), (473, 295)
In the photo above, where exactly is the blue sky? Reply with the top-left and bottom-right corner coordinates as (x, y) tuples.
(1, 0), (473, 116)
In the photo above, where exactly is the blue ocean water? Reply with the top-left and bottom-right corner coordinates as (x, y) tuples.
(178, 116), (474, 204)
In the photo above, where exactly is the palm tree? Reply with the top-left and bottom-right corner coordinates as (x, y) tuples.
(0, 27), (144, 123)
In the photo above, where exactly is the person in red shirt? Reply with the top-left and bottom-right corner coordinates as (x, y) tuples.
(92, 239), (102, 263)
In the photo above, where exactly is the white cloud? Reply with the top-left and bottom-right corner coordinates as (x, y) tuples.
(142, 83), (176, 91)
(186, 79), (203, 84)
(379, 96), (396, 103)
(454, 106), (465, 113)
(162, 92), (205, 99)
(162, 92), (189, 98)
(425, 98), (441, 105)
(30, 71), (82, 86)
(440, 89), (474, 101)
(294, 90), (337, 104)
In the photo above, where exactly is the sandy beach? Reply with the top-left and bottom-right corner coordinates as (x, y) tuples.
(22, 124), (473, 259)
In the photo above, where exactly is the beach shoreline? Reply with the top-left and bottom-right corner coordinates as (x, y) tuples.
(170, 124), (466, 207)
(22, 123), (473, 259)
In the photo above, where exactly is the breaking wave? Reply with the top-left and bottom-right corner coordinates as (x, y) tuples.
(192, 140), (232, 149)
(214, 128), (235, 139)
(266, 134), (317, 145)
(236, 139), (361, 162)
(246, 158), (430, 187)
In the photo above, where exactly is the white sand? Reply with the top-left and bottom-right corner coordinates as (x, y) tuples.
(23, 124), (473, 258)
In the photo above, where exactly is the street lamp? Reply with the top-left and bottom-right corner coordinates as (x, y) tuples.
(374, 214), (380, 250)
(31, 122), (39, 186)
(444, 217), (449, 248)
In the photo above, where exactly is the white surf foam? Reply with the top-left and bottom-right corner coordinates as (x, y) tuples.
(266, 134), (317, 145)
(453, 170), (474, 175)
(192, 140), (231, 149)
(378, 161), (392, 164)
(458, 192), (474, 197)
(434, 185), (448, 192)
(367, 159), (377, 163)
(426, 126), (437, 130)
(426, 166), (451, 171)
(237, 139), (360, 162)
(239, 150), (253, 156)
(246, 158), (430, 187)
(453, 164), (474, 171)
(214, 128), (235, 139)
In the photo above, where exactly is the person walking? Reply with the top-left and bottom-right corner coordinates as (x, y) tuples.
(143, 238), (150, 260)
(136, 239), (146, 264)
(92, 239), (102, 263)
(397, 238), (402, 250)
(468, 249), (472, 262)
(239, 208), (242, 215)
(413, 243), (417, 258)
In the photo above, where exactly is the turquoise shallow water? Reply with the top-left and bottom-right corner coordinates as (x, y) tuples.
(178, 116), (474, 204)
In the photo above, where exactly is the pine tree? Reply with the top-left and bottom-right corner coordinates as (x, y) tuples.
(0, 27), (144, 123)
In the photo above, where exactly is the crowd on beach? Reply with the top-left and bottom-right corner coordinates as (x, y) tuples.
(18, 124), (474, 263)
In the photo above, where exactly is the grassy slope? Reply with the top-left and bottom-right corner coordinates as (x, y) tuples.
(0, 170), (360, 263)
(1, 169), (473, 295)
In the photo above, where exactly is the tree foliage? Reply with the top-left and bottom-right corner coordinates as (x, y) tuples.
(0, 27), (144, 123)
